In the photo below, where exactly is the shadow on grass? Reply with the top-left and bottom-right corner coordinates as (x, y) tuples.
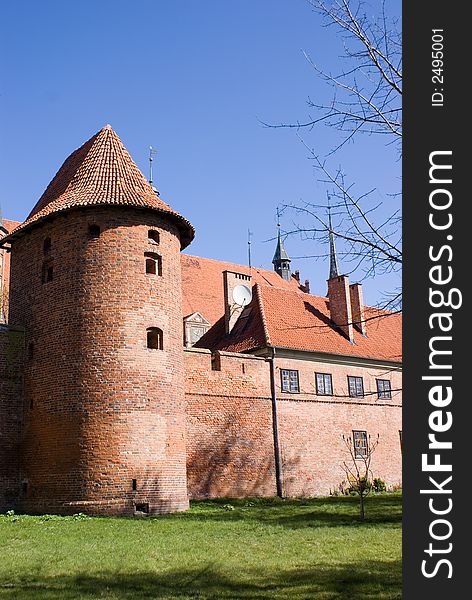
(180, 495), (402, 530)
(0, 561), (402, 600)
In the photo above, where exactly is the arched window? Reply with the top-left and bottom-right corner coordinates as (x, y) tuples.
(43, 237), (51, 254)
(88, 224), (101, 239)
(148, 230), (160, 244)
(147, 327), (163, 350)
(145, 252), (162, 276)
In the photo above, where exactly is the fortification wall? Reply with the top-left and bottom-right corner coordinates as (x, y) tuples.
(185, 348), (277, 499)
(0, 325), (24, 510)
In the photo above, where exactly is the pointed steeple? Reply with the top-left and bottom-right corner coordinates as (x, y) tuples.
(328, 200), (340, 279)
(272, 208), (291, 281)
(4, 125), (194, 248)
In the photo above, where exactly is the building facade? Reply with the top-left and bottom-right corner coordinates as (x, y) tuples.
(0, 126), (402, 515)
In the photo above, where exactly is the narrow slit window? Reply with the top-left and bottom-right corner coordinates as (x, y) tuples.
(41, 261), (53, 284)
(132, 479), (137, 491)
(43, 237), (51, 254)
(147, 327), (163, 350)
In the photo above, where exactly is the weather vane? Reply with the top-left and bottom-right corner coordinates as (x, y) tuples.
(149, 146), (158, 185)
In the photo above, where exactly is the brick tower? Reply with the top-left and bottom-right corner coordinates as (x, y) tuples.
(4, 125), (194, 515)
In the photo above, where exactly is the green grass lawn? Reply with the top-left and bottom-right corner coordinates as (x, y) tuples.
(0, 494), (401, 600)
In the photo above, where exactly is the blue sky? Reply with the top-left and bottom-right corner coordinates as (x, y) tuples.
(0, 0), (401, 303)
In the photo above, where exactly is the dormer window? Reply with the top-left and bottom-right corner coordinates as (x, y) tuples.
(183, 312), (210, 347)
(148, 230), (160, 244)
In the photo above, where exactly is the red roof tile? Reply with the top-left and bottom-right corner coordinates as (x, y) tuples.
(3, 126), (194, 248)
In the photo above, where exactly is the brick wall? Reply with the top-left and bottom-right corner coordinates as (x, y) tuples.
(0, 325), (24, 510)
(270, 354), (401, 496)
(185, 348), (402, 499)
(8, 207), (188, 515)
(185, 348), (277, 499)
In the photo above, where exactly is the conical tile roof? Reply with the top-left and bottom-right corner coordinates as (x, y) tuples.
(4, 125), (194, 248)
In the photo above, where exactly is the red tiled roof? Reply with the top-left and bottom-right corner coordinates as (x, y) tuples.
(2, 126), (194, 248)
(181, 253), (303, 325)
(1, 219), (21, 234)
(256, 285), (402, 362)
(182, 254), (402, 363)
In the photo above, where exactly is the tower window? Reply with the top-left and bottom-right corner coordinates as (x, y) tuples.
(43, 237), (51, 254)
(88, 224), (101, 239)
(145, 252), (162, 276)
(148, 230), (160, 244)
(132, 479), (137, 491)
(147, 327), (163, 350)
(28, 342), (34, 360)
(41, 261), (53, 284)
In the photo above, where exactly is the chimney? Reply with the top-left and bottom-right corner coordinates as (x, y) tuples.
(293, 270), (300, 282)
(349, 283), (367, 336)
(303, 279), (310, 294)
(223, 270), (252, 334)
(327, 275), (354, 342)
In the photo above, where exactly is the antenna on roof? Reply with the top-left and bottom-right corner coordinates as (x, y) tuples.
(247, 228), (253, 270)
(149, 146), (159, 194)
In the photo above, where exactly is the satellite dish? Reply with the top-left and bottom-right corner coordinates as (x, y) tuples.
(232, 284), (252, 306)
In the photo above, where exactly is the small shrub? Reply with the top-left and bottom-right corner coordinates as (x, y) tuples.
(72, 512), (89, 520)
(373, 478), (387, 493)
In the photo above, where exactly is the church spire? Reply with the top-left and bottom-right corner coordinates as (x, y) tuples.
(328, 199), (340, 279)
(272, 207), (291, 281)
